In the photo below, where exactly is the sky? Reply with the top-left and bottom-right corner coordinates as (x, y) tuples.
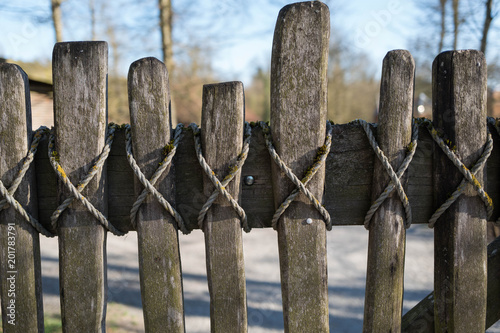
(0, 0), (495, 86)
(210, 0), (418, 83)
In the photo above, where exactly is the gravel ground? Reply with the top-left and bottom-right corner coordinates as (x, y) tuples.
(39, 224), (500, 332)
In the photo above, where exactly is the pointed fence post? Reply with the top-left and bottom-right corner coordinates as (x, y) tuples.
(433, 50), (488, 332)
(128, 57), (184, 332)
(363, 50), (415, 332)
(0, 64), (44, 332)
(53, 41), (109, 332)
(270, 2), (330, 331)
(201, 81), (247, 332)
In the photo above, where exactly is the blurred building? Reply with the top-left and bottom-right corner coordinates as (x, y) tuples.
(489, 90), (500, 119)
(1, 58), (54, 129)
(29, 78), (53, 129)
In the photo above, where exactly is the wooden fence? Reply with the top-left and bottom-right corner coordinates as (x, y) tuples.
(1, 1), (500, 332)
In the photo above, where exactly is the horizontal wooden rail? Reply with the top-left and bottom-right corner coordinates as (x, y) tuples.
(33, 119), (500, 234)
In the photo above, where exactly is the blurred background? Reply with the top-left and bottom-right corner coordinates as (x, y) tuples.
(2, 0), (500, 127)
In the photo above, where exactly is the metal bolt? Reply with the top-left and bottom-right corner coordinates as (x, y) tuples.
(244, 176), (255, 186)
(306, 218), (313, 225)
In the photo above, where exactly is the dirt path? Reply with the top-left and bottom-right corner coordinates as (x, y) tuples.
(39, 225), (500, 332)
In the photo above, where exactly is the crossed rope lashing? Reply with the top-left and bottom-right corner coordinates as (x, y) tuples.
(49, 123), (124, 236)
(0, 118), (497, 237)
(353, 119), (418, 230)
(189, 122), (252, 232)
(258, 121), (333, 230)
(124, 123), (189, 234)
(0, 127), (54, 237)
(356, 117), (493, 229)
(422, 118), (494, 228)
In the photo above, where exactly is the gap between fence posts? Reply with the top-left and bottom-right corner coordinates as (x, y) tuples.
(0, 63), (44, 332)
(432, 50), (488, 332)
(201, 81), (248, 332)
(128, 57), (185, 332)
(363, 50), (415, 332)
(53, 41), (108, 332)
(270, 2), (330, 332)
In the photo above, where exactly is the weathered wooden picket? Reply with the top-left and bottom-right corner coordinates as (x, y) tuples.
(1, 1), (500, 332)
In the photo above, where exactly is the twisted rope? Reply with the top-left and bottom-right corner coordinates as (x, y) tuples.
(125, 123), (189, 234)
(354, 119), (418, 230)
(0, 127), (54, 237)
(421, 118), (493, 228)
(189, 122), (252, 232)
(259, 121), (332, 230)
(49, 123), (124, 236)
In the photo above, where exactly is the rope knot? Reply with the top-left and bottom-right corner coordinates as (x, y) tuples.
(426, 118), (493, 228)
(125, 123), (189, 234)
(49, 123), (125, 236)
(357, 118), (418, 230)
(0, 126), (54, 237)
(259, 121), (332, 230)
(190, 122), (252, 232)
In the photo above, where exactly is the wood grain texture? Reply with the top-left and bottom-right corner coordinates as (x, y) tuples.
(201, 82), (247, 332)
(401, 235), (500, 332)
(107, 128), (135, 232)
(0, 63), (43, 332)
(128, 57), (184, 332)
(432, 50), (488, 332)
(270, 2), (330, 331)
(363, 50), (414, 332)
(53, 41), (108, 332)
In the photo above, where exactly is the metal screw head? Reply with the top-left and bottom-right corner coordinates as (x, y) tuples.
(244, 175), (255, 186)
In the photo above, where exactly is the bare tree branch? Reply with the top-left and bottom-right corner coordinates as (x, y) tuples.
(481, 0), (494, 53)
(452, 0), (460, 49)
(51, 0), (64, 43)
(439, 0), (447, 52)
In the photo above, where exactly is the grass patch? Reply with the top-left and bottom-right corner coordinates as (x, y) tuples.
(44, 313), (62, 333)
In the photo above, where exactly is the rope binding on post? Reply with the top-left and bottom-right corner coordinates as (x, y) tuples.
(421, 118), (493, 228)
(48, 123), (125, 236)
(259, 121), (333, 230)
(189, 122), (252, 232)
(0, 126), (55, 237)
(355, 118), (418, 230)
(125, 123), (189, 234)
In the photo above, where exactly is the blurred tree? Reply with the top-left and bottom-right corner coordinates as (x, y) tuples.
(90, 0), (96, 40)
(327, 31), (379, 123)
(159, 0), (173, 75)
(105, 8), (129, 124)
(481, 0), (497, 53)
(452, 0), (460, 49)
(170, 45), (215, 124)
(416, 0), (498, 53)
(412, 0), (500, 118)
(245, 67), (270, 121)
(51, 0), (64, 42)
(439, 0), (447, 52)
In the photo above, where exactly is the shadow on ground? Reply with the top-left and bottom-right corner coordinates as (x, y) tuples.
(41, 255), (435, 331)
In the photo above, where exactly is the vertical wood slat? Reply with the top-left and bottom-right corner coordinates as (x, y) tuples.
(270, 2), (330, 332)
(433, 50), (488, 332)
(202, 81), (247, 332)
(363, 50), (415, 332)
(53, 41), (108, 332)
(128, 57), (184, 332)
(0, 64), (44, 332)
